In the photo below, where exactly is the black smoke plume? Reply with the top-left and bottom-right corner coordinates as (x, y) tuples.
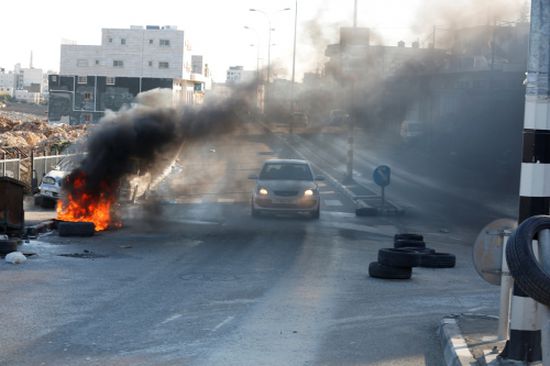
(62, 83), (257, 201)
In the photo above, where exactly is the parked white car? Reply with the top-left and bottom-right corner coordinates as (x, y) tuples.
(37, 169), (69, 207)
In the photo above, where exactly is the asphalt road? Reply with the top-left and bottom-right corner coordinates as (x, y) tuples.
(0, 122), (503, 366)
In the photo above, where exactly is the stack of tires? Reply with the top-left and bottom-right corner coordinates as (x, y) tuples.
(369, 233), (456, 280)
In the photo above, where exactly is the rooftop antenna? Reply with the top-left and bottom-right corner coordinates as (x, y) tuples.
(30, 51), (33, 69)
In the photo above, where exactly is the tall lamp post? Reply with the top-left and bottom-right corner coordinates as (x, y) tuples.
(290, 0), (298, 114)
(244, 26), (261, 79)
(249, 7), (290, 84)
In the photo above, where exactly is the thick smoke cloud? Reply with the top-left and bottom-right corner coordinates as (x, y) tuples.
(63, 83), (257, 199)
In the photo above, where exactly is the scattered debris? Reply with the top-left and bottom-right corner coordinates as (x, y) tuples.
(5, 251), (27, 264)
(58, 250), (106, 259)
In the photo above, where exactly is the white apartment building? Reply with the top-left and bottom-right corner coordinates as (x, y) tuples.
(14, 63), (43, 92)
(60, 25), (184, 78)
(0, 68), (16, 97)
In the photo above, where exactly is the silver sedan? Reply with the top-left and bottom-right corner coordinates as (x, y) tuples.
(249, 159), (324, 219)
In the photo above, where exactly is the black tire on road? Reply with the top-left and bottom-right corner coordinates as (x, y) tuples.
(0, 239), (19, 256)
(34, 195), (43, 207)
(378, 248), (422, 268)
(394, 233), (424, 242)
(420, 252), (456, 268)
(394, 239), (426, 249)
(368, 261), (412, 279)
(58, 222), (95, 237)
(506, 215), (550, 306)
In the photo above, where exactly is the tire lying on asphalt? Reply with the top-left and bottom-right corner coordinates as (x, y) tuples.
(394, 233), (423, 242)
(394, 239), (426, 249)
(506, 215), (550, 306)
(419, 252), (456, 268)
(368, 261), (412, 280)
(0, 239), (19, 256)
(378, 248), (422, 268)
(57, 222), (95, 237)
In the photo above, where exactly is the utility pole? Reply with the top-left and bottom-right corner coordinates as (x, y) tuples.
(500, 0), (549, 362)
(344, 0), (357, 183)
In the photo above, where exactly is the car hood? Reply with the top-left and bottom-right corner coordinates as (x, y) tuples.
(256, 180), (317, 191)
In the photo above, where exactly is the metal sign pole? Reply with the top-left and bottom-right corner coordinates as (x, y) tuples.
(539, 229), (550, 365)
(498, 230), (514, 340)
(501, 0), (549, 361)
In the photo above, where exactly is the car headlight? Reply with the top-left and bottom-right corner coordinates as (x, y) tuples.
(304, 189), (314, 197)
(258, 187), (269, 196)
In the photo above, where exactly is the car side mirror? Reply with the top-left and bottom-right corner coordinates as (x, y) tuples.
(248, 174), (258, 180)
(315, 175), (325, 181)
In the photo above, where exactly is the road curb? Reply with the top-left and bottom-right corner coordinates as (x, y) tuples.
(439, 316), (478, 366)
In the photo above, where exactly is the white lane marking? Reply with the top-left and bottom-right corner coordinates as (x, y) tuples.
(210, 298), (257, 305)
(324, 199), (343, 207)
(190, 198), (203, 204)
(321, 211), (356, 219)
(212, 316), (235, 332)
(317, 182), (327, 187)
(161, 314), (182, 324)
(320, 190), (336, 195)
(327, 222), (396, 236)
(217, 198), (235, 203)
(178, 219), (220, 225)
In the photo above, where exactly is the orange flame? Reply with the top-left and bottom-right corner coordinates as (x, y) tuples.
(56, 174), (116, 231)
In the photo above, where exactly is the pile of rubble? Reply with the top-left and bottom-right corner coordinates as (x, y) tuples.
(0, 111), (88, 151)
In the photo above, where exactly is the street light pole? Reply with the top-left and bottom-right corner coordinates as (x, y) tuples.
(244, 26), (261, 80)
(249, 7), (290, 84)
(290, 0), (298, 114)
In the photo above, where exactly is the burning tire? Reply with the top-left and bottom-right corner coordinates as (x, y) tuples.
(394, 233), (423, 242)
(0, 239), (18, 256)
(394, 239), (426, 249)
(57, 222), (95, 237)
(419, 252), (456, 268)
(368, 261), (412, 279)
(378, 248), (422, 268)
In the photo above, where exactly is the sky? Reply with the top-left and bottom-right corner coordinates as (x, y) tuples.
(0, 0), (517, 82)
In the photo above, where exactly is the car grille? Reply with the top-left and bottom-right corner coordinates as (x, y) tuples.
(274, 190), (298, 197)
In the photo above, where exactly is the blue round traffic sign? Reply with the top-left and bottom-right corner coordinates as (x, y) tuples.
(373, 165), (391, 187)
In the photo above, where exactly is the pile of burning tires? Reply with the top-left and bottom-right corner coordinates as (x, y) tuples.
(369, 233), (456, 280)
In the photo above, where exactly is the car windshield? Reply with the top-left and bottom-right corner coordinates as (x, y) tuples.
(259, 163), (313, 181)
(41, 176), (56, 185)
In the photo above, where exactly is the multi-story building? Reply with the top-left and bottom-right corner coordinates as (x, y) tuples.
(0, 68), (16, 98)
(50, 25), (207, 124)
(60, 25), (184, 79)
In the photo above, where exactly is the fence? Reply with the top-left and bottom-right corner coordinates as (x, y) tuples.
(0, 151), (83, 191)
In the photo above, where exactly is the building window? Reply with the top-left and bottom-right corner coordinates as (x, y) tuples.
(95, 59), (100, 65)
(77, 59), (89, 67)
(148, 61), (153, 67)
(108, 37), (113, 43)
(121, 38), (126, 45)
(159, 39), (170, 47)
(149, 39), (153, 44)
(77, 76), (88, 84)
(159, 62), (169, 69)
(113, 60), (124, 68)
(83, 92), (92, 101)
(83, 114), (92, 123)
(51, 76), (57, 82)
(106, 77), (115, 85)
